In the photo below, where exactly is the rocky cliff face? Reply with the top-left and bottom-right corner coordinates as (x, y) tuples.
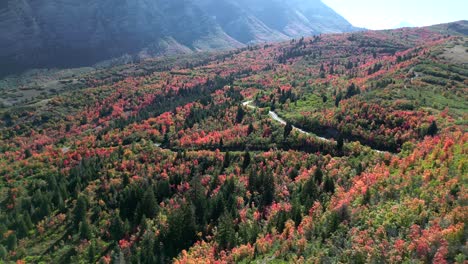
(195, 0), (358, 43)
(0, 0), (357, 76)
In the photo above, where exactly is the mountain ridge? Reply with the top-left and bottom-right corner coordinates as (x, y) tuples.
(0, 0), (358, 77)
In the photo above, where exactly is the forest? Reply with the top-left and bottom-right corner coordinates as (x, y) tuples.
(0, 22), (467, 263)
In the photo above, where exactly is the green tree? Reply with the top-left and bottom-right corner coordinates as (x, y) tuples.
(73, 196), (88, 230)
(162, 132), (170, 147)
(284, 122), (293, 139)
(140, 231), (157, 264)
(301, 176), (319, 208)
(217, 213), (236, 250)
(6, 233), (17, 251)
(427, 120), (438, 136)
(141, 187), (158, 219)
(223, 151), (231, 168)
(88, 240), (97, 263)
(242, 151), (251, 171)
(166, 203), (196, 258)
(260, 174), (275, 209)
(335, 93), (342, 107)
(247, 124), (254, 135)
(236, 107), (245, 123)
(314, 167), (323, 185)
(110, 214), (124, 241)
(324, 176), (335, 194)
(79, 220), (92, 240)
(337, 135), (344, 151)
(0, 245), (6, 260)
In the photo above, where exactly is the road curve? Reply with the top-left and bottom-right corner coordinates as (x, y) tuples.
(242, 100), (388, 155)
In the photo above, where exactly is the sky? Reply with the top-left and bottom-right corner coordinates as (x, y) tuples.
(322, 0), (468, 30)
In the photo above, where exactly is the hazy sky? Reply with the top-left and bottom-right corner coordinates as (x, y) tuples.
(322, 0), (468, 29)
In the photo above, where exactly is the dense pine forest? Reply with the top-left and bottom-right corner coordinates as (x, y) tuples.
(0, 21), (467, 263)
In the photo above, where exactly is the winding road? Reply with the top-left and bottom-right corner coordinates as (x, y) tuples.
(242, 100), (388, 155)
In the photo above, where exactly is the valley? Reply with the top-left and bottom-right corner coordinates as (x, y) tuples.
(0, 21), (467, 263)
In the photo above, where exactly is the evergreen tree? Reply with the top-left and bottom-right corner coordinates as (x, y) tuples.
(324, 176), (335, 194)
(79, 220), (92, 240)
(284, 122), (293, 139)
(140, 231), (156, 264)
(335, 93), (342, 107)
(337, 135), (344, 151)
(301, 176), (319, 208)
(314, 167), (323, 185)
(427, 120), (438, 136)
(162, 132), (170, 148)
(236, 107), (245, 123)
(0, 245), (7, 260)
(216, 213), (236, 250)
(88, 240), (96, 263)
(16, 218), (29, 239)
(6, 233), (17, 251)
(141, 187), (158, 218)
(260, 174), (275, 209)
(223, 152), (231, 168)
(190, 176), (208, 226)
(73, 196), (88, 230)
(242, 151), (251, 171)
(110, 214), (124, 241)
(248, 169), (258, 194)
(166, 203), (196, 258)
(247, 124), (254, 135)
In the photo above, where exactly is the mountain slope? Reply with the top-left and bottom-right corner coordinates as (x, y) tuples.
(0, 0), (357, 76)
(0, 0), (243, 77)
(0, 21), (466, 263)
(196, 0), (358, 44)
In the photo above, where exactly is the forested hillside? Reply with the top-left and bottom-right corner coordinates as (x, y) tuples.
(0, 21), (467, 263)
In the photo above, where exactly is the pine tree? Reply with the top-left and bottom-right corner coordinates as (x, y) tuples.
(314, 167), (323, 185)
(236, 107), (245, 123)
(88, 240), (97, 263)
(162, 132), (170, 147)
(110, 214), (124, 241)
(166, 203), (196, 258)
(0, 245), (6, 260)
(79, 220), (92, 240)
(301, 176), (318, 208)
(248, 169), (258, 194)
(141, 187), (158, 218)
(140, 231), (156, 264)
(223, 152), (231, 168)
(335, 93), (342, 107)
(247, 124), (254, 135)
(260, 174), (275, 209)
(73, 196), (87, 231)
(6, 233), (17, 251)
(242, 151), (251, 171)
(217, 213), (236, 250)
(16, 218), (29, 238)
(284, 122), (293, 139)
(337, 135), (344, 151)
(324, 176), (335, 194)
(427, 120), (438, 136)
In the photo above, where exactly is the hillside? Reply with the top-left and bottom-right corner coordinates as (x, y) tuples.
(0, 0), (357, 77)
(0, 21), (467, 263)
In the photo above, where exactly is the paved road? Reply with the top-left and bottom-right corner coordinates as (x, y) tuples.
(243, 100), (388, 155)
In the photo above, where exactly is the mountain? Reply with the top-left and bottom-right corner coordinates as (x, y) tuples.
(196, 0), (358, 44)
(0, 21), (466, 263)
(0, 0), (357, 77)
